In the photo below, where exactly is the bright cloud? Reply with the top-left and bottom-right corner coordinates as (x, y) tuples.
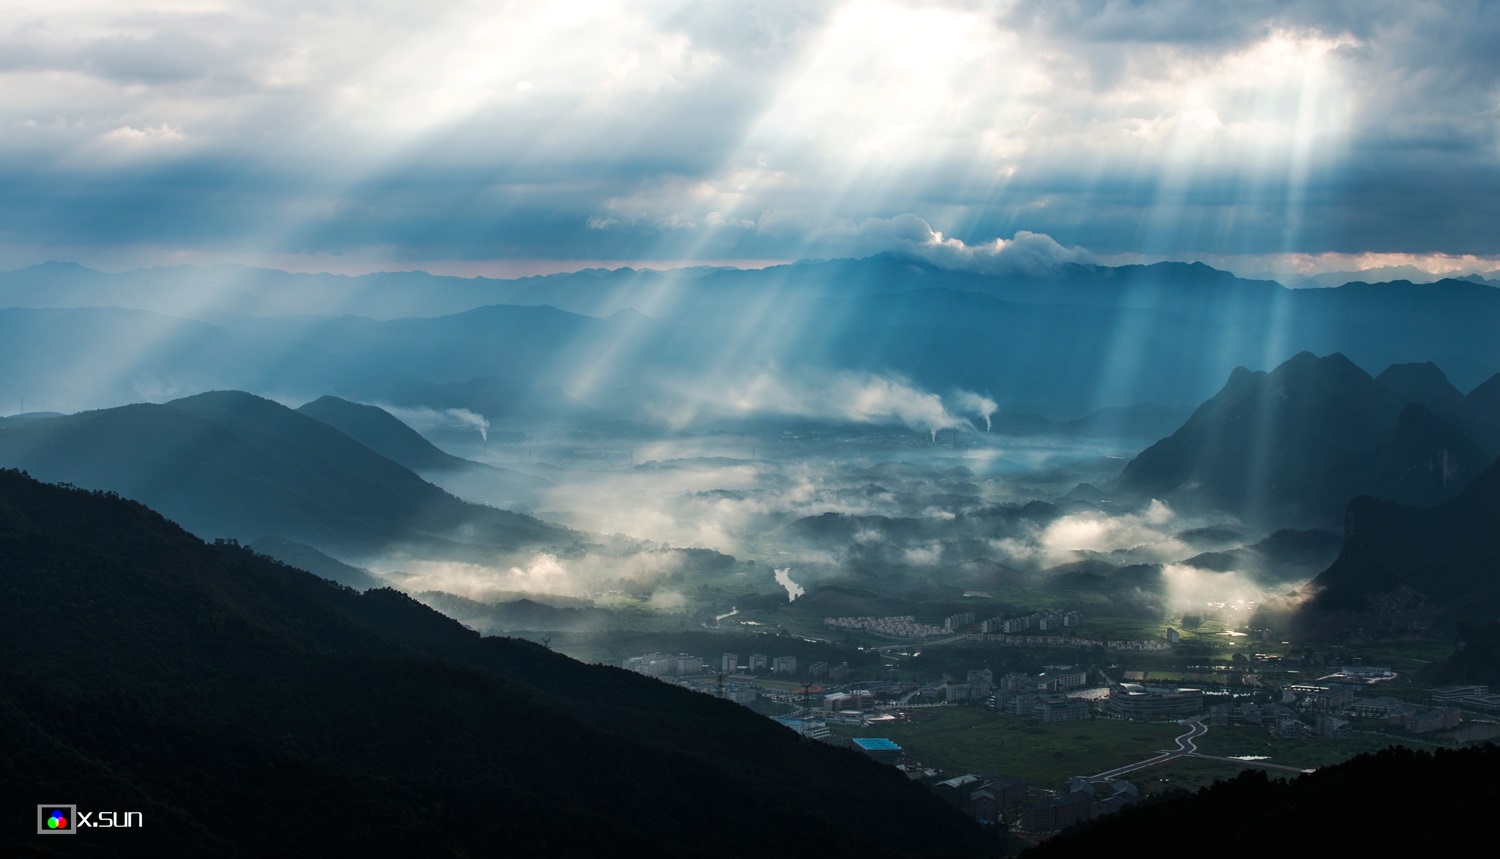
(1, 1), (1497, 266)
(667, 371), (968, 436)
(1037, 499), (1191, 566)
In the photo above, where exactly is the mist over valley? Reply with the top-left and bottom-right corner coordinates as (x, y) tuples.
(6, 259), (1494, 652)
(7, 3), (1500, 853)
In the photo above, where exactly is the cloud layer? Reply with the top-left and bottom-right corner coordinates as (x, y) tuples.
(3, 1), (1499, 269)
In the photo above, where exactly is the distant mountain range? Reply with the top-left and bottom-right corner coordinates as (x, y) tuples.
(3, 256), (1499, 422)
(1118, 353), (1500, 528)
(0, 260), (527, 318)
(1249, 264), (1500, 289)
(0, 468), (988, 857)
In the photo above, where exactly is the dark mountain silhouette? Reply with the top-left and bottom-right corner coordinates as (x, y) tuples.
(1362, 402), (1491, 508)
(1375, 361), (1466, 408)
(1374, 362), (1500, 452)
(1261, 263), (1488, 288)
(1426, 620), (1500, 688)
(0, 390), (567, 561)
(502, 256), (1285, 318)
(1290, 454), (1500, 633)
(246, 535), (385, 591)
(1181, 528), (1342, 584)
(1021, 745), (1499, 856)
(0, 469), (990, 857)
(1118, 353), (1493, 527)
(1468, 372), (1500, 423)
(0, 412), (64, 427)
(414, 592), (620, 632)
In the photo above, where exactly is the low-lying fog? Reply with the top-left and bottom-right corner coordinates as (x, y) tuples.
(375, 417), (1332, 627)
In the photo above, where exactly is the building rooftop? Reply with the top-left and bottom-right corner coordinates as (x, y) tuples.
(853, 738), (902, 752)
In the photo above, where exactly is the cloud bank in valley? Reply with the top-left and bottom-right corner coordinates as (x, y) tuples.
(352, 411), (1312, 623)
(655, 371), (988, 436)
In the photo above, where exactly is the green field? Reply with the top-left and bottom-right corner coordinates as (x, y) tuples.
(1328, 641), (1457, 671)
(831, 710), (1440, 798)
(831, 709), (1184, 787)
(1124, 669), (1235, 685)
(1145, 755), (1282, 796)
(750, 677), (821, 692)
(1192, 725), (1429, 769)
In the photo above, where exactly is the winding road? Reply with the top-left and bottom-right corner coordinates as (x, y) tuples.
(1086, 718), (1313, 781)
(1088, 718), (1207, 780)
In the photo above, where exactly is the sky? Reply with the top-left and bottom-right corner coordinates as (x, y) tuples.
(3, 0), (1499, 277)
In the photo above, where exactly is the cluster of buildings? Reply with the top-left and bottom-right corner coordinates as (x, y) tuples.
(805, 660), (851, 680)
(1195, 678), (1482, 738)
(915, 669), (996, 704)
(1431, 684), (1500, 714)
(1205, 700), (1337, 738)
(931, 770), (1140, 833)
(823, 615), (948, 638)
(821, 609), (1192, 656)
(978, 610), (1084, 634)
(621, 652), (704, 677)
(1106, 683), (1205, 719)
(1293, 673), (1475, 733)
(715, 652), (829, 677)
(1296, 686), (1461, 735)
(933, 773), (1030, 825)
(823, 610), (1088, 639)
(944, 611), (976, 630)
(823, 689), (876, 713)
(774, 716), (831, 740)
(995, 667), (1093, 722)
(624, 650), (817, 703)
(975, 632), (1172, 651)
(1021, 778), (1140, 832)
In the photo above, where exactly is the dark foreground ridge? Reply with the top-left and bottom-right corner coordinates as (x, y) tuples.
(1021, 744), (1500, 857)
(0, 469), (993, 858)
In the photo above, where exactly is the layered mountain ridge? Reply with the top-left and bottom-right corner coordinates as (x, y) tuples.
(4, 257), (1499, 421)
(1118, 352), (1500, 528)
(0, 390), (567, 562)
(0, 468), (990, 857)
